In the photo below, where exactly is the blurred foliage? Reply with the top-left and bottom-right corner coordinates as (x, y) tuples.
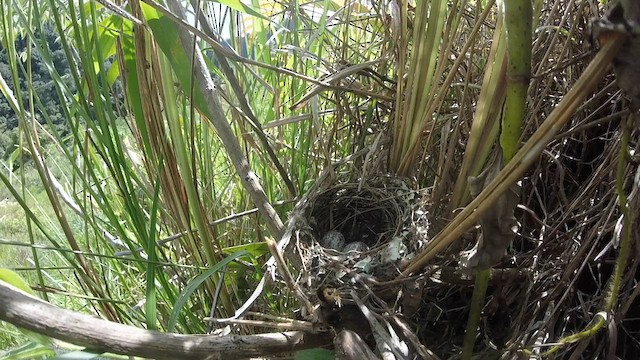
(0, 25), (74, 159)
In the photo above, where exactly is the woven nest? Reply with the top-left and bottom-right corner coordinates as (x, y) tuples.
(285, 175), (433, 358)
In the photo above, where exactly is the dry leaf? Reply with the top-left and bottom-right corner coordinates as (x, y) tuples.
(335, 330), (380, 360)
(461, 151), (521, 270)
(592, 0), (640, 111)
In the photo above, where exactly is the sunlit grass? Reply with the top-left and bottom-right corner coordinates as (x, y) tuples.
(0, 0), (635, 358)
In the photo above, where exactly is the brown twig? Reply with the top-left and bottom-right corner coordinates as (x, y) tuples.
(0, 282), (331, 360)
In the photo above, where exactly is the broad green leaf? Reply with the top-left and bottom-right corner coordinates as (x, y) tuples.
(52, 349), (104, 359)
(167, 251), (248, 332)
(139, 3), (213, 122)
(294, 348), (334, 360)
(0, 268), (33, 294)
(144, 172), (163, 331)
(90, 15), (123, 85)
(0, 342), (56, 360)
(0, 269), (53, 346)
(223, 242), (268, 258)
(208, 0), (270, 21)
(117, 15), (150, 151)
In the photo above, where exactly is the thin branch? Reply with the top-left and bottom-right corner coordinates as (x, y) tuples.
(165, 0), (285, 238)
(0, 282), (331, 360)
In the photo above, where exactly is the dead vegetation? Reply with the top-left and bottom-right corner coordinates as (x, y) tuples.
(0, 0), (638, 359)
(266, 1), (640, 359)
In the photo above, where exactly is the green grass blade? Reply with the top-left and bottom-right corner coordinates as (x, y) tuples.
(168, 251), (249, 332)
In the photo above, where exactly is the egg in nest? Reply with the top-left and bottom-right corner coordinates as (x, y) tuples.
(320, 230), (345, 251)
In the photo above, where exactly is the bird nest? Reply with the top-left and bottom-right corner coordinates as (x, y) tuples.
(285, 175), (433, 358)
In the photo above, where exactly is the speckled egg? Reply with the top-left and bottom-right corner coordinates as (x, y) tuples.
(320, 230), (345, 251)
(342, 241), (369, 253)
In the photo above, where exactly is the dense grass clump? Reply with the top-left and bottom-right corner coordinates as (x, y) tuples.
(0, 1), (638, 359)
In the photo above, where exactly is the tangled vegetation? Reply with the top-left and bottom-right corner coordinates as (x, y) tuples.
(0, 0), (638, 359)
